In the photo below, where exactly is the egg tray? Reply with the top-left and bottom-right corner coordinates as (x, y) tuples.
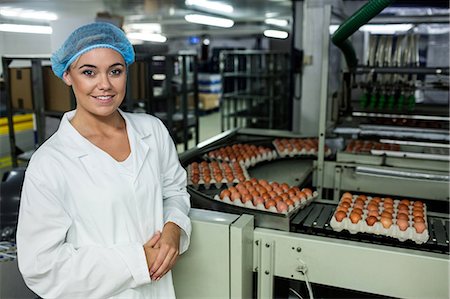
(187, 162), (251, 190)
(203, 148), (278, 168)
(344, 140), (401, 154)
(213, 191), (318, 216)
(272, 138), (332, 158)
(329, 195), (429, 244)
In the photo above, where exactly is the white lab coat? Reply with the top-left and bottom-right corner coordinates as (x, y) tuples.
(16, 110), (192, 298)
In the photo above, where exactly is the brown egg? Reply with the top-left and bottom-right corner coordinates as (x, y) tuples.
(290, 196), (300, 203)
(251, 191), (260, 198)
(413, 210), (424, 218)
(413, 216), (425, 223)
(273, 187), (283, 195)
(297, 191), (307, 199)
(302, 188), (313, 198)
(413, 206), (424, 213)
(268, 191), (277, 199)
(352, 207), (363, 215)
(203, 175), (211, 183)
(276, 201), (288, 213)
(241, 193), (253, 203)
(400, 199), (411, 206)
(397, 204), (409, 212)
(262, 193), (271, 201)
(396, 213), (409, 220)
(220, 189), (231, 199)
(357, 195), (367, 201)
(230, 192), (241, 201)
(341, 197), (353, 205)
(265, 184), (273, 192)
(271, 182), (280, 188)
(367, 210), (379, 217)
(413, 201), (424, 208)
(258, 179), (269, 186)
(336, 206), (349, 213)
(381, 211), (393, 219)
(383, 207), (394, 214)
(397, 209), (409, 216)
(253, 196), (264, 206)
(350, 212), (362, 224)
(244, 181), (253, 189)
(280, 193), (289, 201)
(287, 189), (296, 198)
(383, 202), (394, 209)
(365, 216), (378, 226)
(280, 183), (290, 192)
(371, 197), (382, 203)
(334, 211), (347, 222)
(285, 199), (294, 206)
(250, 178), (258, 185)
(265, 199), (276, 209)
(340, 201), (351, 209)
(228, 186), (237, 193)
(353, 202), (365, 210)
(342, 192), (353, 199)
(273, 196), (283, 203)
(396, 219), (409, 231)
(367, 203), (379, 212)
(414, 222), (426, 233)
(380, 217), (393, 228)
(384, 197), (394, 204)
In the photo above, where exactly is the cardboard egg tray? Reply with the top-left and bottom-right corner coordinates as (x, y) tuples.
(273, 138), (332, 158)
(213, 181), (318, 215)
(330, 194), (429, 244)
(345, 140), (401, 154)
(187, 161), (251, 190)
(204, 144), (277, 168)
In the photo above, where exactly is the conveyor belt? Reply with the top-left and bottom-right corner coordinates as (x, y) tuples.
(291, 202), (449, 254)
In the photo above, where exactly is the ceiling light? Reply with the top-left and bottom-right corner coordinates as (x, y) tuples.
(185, 0), (233, 13)
(126, 32), (167, 43)
(359, 24), (413, 34)
(124, 23), (161, 33)
(0, 24), (52, 34)
(0, 7), (58, 21)
(185, 14), (234, 28)
(263, 29), (288, 39)
(265, 18), (288, 27)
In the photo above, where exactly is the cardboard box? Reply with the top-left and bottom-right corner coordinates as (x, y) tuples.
(9, 68), (33, 110)
(43, 67), (73, 112)
(199, 93), (220, 111)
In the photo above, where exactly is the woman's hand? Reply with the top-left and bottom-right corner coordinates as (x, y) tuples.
(143, 231), (161, 276)
(150, 222), (181, 281)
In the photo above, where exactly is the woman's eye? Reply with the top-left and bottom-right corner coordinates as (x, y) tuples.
(82, 70), (94, 76)
(111, 69), (122, 76)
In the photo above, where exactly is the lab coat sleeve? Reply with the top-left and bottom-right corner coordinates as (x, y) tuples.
(157, 120), (192, 254)
(16, 170), (151, 298)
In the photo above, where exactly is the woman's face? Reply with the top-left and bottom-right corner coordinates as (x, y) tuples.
(63, 47), (127, 118)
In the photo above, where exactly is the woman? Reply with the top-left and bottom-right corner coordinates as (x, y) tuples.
(16, 22), (191, 298)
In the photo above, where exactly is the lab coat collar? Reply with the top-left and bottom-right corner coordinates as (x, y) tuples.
(57, 109), (152, 163)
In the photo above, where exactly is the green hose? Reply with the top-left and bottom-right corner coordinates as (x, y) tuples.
(331, 0), (395, 69)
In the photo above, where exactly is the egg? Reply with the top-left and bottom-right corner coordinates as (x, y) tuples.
(414, 222), (426, 233)
(220, 189), (231, 199)
(413, 210), (424, 218)
(258, 179), (269, 186)
(352, 207), (363, 215)
(253, 196), (265, 206)
(273, 187), (283, 195)
(334, 211), (347, 222)
(356, 195), (367, 202)
(371, 197), (382, 203)
(396, 209), (409, 216)
(230, 192), (241, 201)
(265, 199), (276, 209)
(203, 175), (211, 183)
(302, 188), (313, 198)
(280, 183), (290, 192)
(383, 207), (394, 214)
(276, 201), (288, 213)
(280, 193), (289, 201)
(273, 196), (283, 203)
(384, 197), (394, 205)
(380, 217), (393, 228)
(400, 199), (410, 206)
(341, 197), (353, 205)
(290, 196), (300, 204)
(396, 213), (409, 220)
(413, 216), (425, 223)
(268, 191), (277, 199)
(396, 219), (409, 231)
(340, 201), (351, 209)
(383, 202), (394, 209)
(353, 202), (365, 210)
(284, 199), (294, 206)
(367, 210), (379, 217)
(350, 212), (362, 224)
(367, 203), (379, 212)
(336, 206), (349, 213)
(271, 182), (280, 188)
(397, 204), (409, 212)
(365, 216), (378, 226)
(342, 192), (353, 199)
(413, 201), (424, 208)
(297, 191), (307, 199)
(262, 193), (271, 201)
(381, 211), (393, 219)
(241, 193), (253, 203)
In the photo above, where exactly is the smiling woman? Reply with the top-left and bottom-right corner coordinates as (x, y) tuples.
(16, 22), (192, 299)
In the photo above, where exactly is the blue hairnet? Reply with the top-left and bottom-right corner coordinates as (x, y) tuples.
(51, 22), (135, 79)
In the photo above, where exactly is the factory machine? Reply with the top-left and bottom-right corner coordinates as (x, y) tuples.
(178, 4), (450, 298)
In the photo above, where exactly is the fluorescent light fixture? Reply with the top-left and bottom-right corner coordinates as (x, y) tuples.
(185, 0), (233, 13)
(263, 29), (288, 39)
(359, 24), (413, 34)
(185, 14), (234, 28)
(126, 32), (167, 43)
(0, 24), (52, 34)
(0, 7), (58, 21)
(124, 23), (161, 32)
(265, 18), (288, 27)
(152, 74), (166, 81)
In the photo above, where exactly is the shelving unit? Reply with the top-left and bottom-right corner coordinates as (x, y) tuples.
(125, 54), (199, 151)
(219, 50), (290, 131)
(2, 55), (75, 168)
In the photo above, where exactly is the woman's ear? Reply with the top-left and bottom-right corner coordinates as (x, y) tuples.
(62, 71), (72, 86)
